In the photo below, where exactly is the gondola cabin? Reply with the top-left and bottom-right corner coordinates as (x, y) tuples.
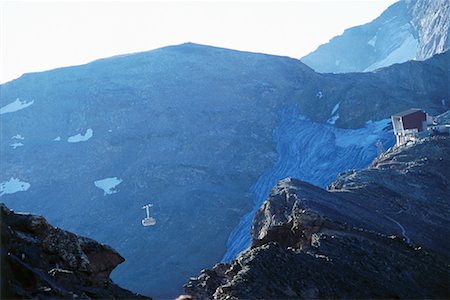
(142, 204), (156, 226)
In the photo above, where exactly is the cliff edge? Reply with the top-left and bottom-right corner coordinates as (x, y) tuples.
(184, 134), (450, 299)
(0, 203), (149, 299)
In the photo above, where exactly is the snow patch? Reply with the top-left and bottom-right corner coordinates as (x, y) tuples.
(94, 177), (123, 195)
(365, 34), (418, 71)
(0, 178), (31, 196)
(12, 134), (24, 140)
(0, 99), (34, 115)
(368, 35), (377, 47)
(327, 102), (341, 124)
(67, 128), (93, 143)
(331, 102), (340, 115)
(327, 114), (340, 125)
(10, 142), (24, 149)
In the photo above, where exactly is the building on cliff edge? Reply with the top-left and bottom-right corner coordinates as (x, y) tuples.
(392, 108), (449, 146)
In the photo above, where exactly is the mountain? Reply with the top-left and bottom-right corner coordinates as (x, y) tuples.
(185, 133), (450, 299)
(1, 203), (148, 299)
(0, 43), (448, 298)
(301, 0), (450, 73)
(407, 0), (450, 60)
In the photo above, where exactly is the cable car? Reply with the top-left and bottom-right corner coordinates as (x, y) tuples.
(142, 204), (156, 226)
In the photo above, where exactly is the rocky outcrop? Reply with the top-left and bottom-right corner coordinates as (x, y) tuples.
(330, 136), (450, 253)
(301, 0), (450, 73)
(297, 50), (449, 128)
(184, 135), (450, 299)
(186, 230), (447, 299)
(408, 0), (450, 60)
(0, 203), (148, 299)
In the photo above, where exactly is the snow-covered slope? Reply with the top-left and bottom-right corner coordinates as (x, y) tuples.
(301, 0), (450, 73)
(364, 32), (418, 72)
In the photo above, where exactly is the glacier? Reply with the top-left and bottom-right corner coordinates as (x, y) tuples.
(222, 107), (394, 261)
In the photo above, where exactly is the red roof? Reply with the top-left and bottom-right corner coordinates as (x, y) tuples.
(392, 109), (427, 131)
(392, 108), (423, 117)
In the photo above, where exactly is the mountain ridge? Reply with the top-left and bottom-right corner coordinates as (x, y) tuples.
(185, 133), (450, 298)
(1, 43), (448, 298)
(301, 0), (450, 73)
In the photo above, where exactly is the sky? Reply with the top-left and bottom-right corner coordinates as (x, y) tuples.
(1, 0), (396, 83)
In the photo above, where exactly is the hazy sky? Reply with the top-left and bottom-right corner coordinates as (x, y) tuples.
(1, 0), (396, 83)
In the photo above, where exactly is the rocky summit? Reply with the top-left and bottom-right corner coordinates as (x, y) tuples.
(184, 134), (450, 299)
(301, 0), (450, 73)
(0, 203), (148, 299)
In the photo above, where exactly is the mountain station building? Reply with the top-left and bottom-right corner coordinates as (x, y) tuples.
(392, 109), (431, 146)
(392, 108), (449, 146)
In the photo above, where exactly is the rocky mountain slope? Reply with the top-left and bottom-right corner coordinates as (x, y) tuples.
(407, 0), (450, 60)
(301, 0), (450, 73)
(185, 134), (450, 299)
(0, 203), (148, 299)
(0, 43), (448, 298)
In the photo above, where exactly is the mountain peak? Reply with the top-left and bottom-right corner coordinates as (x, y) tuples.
(301, 0), (450, 73)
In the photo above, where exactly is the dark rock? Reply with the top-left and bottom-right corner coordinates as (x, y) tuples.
(331, 135), (450, 253)
(185, 136), (450, 299)
(0, 203), (149, 299)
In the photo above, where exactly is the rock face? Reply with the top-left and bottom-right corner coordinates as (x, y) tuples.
(301, 0), (450, 73)
(0, 43), (448, 298)
(184, 135), (450, 299)
(330, 136), (450, 253)
(0, 203), (147, 299)
(408, 0), (450, 60)
(297, 50), (449, 128)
